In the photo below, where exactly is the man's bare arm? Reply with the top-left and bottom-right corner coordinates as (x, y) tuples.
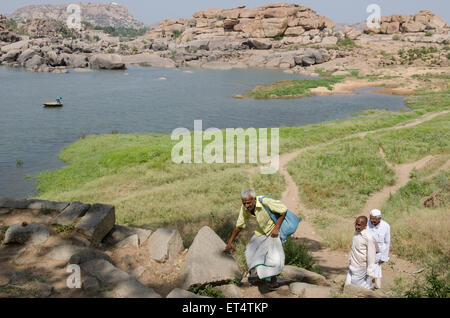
(224, 227), (242, 252)
(271, 213), (286, 238)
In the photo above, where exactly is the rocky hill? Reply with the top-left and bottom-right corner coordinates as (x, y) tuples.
(8, 2), (145, 29)
(156, 2), (335, 42)
(365, 10), (447, 34)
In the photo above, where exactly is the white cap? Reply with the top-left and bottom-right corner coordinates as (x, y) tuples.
(370, 209), (382, 217)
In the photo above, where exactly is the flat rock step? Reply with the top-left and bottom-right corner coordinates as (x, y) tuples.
(81, 259), (161, 298)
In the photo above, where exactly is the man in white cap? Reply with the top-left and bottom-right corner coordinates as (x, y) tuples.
(368, 209), (391, 289)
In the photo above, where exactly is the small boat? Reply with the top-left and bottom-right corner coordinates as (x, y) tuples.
(43, 102), (63, 107)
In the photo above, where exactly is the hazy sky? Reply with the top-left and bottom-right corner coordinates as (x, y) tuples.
(1, 0), (449, 25)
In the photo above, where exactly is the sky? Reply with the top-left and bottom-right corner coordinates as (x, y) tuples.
(1, 0), (449, 25)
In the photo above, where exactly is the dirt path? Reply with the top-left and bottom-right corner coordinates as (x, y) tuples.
(250, 110), (449, 291)
(363, 149), (435, 213)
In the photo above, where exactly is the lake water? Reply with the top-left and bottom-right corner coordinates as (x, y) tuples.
(0, 66), (408, 198)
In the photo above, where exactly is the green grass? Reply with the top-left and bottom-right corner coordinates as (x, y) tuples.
(34, 86), (449, 280)
(288, 137), (396, 217)
(245, 76), (347, 99)
(370, 113), (450, 164)
(283, 238), (322, 274)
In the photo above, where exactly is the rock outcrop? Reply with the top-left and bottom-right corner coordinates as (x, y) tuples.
(180, 226), (242, 290)
(0, 14), (21, 42)
(8, 3), (145, 29)
(90, 53), (126, 70)
(365, 10), (448, 34)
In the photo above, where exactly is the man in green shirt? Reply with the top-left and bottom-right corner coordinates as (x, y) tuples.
(224, 189), (287, 289)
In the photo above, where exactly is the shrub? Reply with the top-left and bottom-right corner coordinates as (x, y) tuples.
(283, 238), (322, 274)
(392, 34), (401, 41)
(189, 284), (223, 298)
(171, 29), (183, 39)
(337, 38), (356, 47)
(425, 31), (434, 37)
(405, 263), (449, 298)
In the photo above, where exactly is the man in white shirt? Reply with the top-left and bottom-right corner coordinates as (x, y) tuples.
(368, 209), (391, 289)
(345, 216), (377, 289)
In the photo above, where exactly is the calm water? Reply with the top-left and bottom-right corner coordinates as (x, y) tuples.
(0, 66), (408, 198)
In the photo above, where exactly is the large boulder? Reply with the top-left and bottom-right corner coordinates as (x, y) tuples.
(427, 15), (446, 29)
(90, 54), (126, 70)
(24, 55), (46, 70)
(380, 21), (400, 34)
(0, 40), (29, 53)
(3, 223), (49, 245)
(281, 265), (330, 286)
(147, 228), (184, 263)
(247, 38), (272, 50)
(81, 259), (161, 298)
(52, 202), (91, 226)
(69, 54), (89, 69)
(180, 226), (242, 290)
(103, 224), (152, 246)
(284, 26), (305, 36)
(262, 18), (288, 37)
(27, 199), (69, 211)
(68, 248), (112, 265)
(1, 49), (20, 62)
(75, 204), (115, 245)
(121, 53), (176, 68)
(402, 22), (426, 33)
(0, 197), (30, 209)
(16, 49), (37, 65)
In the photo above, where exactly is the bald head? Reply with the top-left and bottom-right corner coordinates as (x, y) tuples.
(355, 216), (367, 232)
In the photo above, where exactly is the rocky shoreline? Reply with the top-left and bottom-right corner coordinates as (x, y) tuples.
(1, 3), (449, 76)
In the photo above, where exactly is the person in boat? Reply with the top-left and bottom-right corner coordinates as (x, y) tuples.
(224, 189), (288, 290)
(56, 97), (63, 104)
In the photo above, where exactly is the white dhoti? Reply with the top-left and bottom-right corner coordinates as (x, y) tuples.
(373, 253), (383, 289)
(246, 234), (285, 280)
(345, 265), (372, 289)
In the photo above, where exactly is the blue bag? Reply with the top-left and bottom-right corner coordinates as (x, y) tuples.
(259, 196), (302, 243)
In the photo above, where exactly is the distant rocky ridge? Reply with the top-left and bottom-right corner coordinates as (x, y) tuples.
(365, 10), (448, 34)
(8, 2), (145, 29)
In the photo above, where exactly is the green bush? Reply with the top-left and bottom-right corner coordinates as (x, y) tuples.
(171, 29), (183, 39)
(283, 238), (322, 274)
(405, 263), (449, 298)
(189, 284), (223, 298)
(337, 38), (356, 47)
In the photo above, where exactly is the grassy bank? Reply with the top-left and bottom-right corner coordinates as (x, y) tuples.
(35, 82), (449, 290)
(246, 76), (346, 99)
